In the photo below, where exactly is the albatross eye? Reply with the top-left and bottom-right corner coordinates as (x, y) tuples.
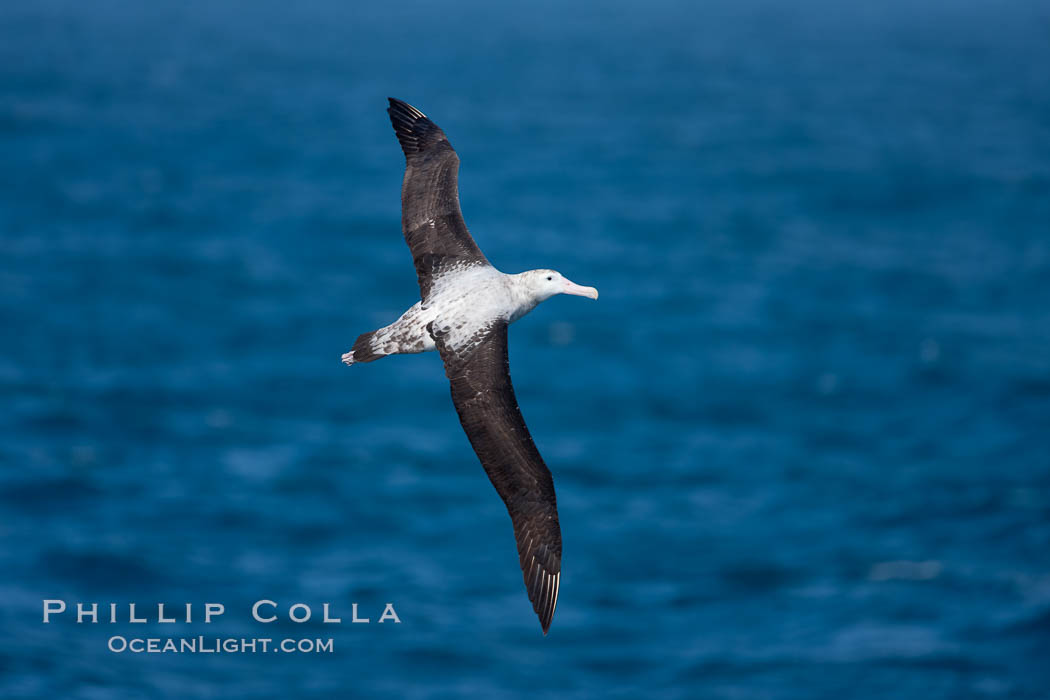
(546, 276), (552, 281)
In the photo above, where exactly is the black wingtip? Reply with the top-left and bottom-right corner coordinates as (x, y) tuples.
(537, 606), (554, 635)
(525, 561), (560, 636)
(386, 97), (447, 159)
(387, 97), (423, 120)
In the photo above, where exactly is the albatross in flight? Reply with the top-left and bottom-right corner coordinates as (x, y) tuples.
(341, 98), (598, 634)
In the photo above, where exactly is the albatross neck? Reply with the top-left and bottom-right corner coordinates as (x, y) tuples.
(504, 272), (546, 322)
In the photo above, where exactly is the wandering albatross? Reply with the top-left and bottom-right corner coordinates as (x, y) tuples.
(341, 98), (598, 634)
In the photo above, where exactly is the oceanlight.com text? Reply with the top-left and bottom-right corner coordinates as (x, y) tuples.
(107, 636), (334, 654)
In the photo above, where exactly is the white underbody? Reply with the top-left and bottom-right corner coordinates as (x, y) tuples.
(342, 264), (595, 366)
(354, 265), (539, 361)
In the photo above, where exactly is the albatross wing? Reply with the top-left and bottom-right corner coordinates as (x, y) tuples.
(429, 320), (563, 634)
(387, 98), (490, 300)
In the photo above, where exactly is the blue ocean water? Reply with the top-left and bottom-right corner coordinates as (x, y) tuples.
(2, 0), (1049, 696)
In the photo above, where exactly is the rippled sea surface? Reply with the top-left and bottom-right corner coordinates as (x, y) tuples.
(2, 1), (1048, 697)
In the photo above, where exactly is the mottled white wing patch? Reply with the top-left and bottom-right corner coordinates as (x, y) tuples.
(426, 317), (497, 359)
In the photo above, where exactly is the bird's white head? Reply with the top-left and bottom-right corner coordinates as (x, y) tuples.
(521, 269), (599, 303)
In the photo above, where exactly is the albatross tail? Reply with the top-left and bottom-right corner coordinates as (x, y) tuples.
(342, 330), (386, 365)
(342, 303), (434, 366)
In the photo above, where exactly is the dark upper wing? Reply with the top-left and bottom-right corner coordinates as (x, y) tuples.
(387, 98), (489, 300)
(429, 320), (562, 634)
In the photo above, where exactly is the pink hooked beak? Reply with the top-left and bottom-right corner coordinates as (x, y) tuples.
(562, 278), (599, 300)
